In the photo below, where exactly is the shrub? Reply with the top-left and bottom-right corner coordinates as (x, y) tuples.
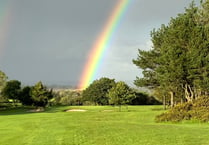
(193, 96), (209, 107)
(156, 96), (209, 122)
(156, 102), (192, 122)
(53, 90), (82, 106)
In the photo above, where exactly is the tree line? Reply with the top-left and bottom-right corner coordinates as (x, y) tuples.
(81, 77), (160, 110)
(0, 70), (53, 108)
(133, 0), (209, 108)
(133, 0), (209, 121)
(0, 70), (159, 110)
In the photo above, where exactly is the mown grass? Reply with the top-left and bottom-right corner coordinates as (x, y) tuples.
(0, 105), (209, 145)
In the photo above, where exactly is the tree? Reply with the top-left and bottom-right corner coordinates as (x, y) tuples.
(0, 70), (8, 90)
(82, 77), (116, 105)
(133, 1), (209, 106)
(199, 0), (209, 25)
(189, 0), (209, 97)
(1, 80), (21, 105)
(19, 86), (33, 106)
(108, 81), (135, 111)
(0, 70), (8, 101)
(30, 81), (53, 108)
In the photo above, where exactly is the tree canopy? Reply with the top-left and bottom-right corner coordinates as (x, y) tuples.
(133, 0), (209, 106)
(19, 86), (33, 106)
(0, 70), (8, 94)
(1, 80), (21, 104)
(30, 81), (53, 107)
(108, 81), (135, 109)
(82, 77), (116, 105)
(0, 70), (8, 102)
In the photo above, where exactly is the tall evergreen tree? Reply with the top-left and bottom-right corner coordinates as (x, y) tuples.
(133, 1), (209, 105)
(30, 81), (53, 107)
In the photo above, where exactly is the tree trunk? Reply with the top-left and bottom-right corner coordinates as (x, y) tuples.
(170, 91), (174, 108)
(185, 84), (192, 102)
(163, 95), (166, 110)
(188, 85), (194, 102)
(184, 84), (195, 102)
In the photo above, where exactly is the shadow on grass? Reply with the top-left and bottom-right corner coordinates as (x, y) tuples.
(0, 105), (166, 115)
(151, 108), (165, 111)
(0, 107), (35, 116)
(0, 106), (60, 116)
(0, 105), (73, 115)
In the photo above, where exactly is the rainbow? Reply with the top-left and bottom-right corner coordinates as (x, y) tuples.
(78, 0), (132, 89)
(0, 1), (13, 58)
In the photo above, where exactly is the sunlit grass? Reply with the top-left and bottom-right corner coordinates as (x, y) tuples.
(0, 106), (209, 145)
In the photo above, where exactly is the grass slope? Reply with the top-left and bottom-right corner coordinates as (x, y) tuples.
(0, 106), (209, 145)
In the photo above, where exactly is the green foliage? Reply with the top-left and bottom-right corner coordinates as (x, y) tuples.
(190, 96), (209, 122)
(30, 81), (53, 107)
(1, 80), (21, 104)
(0, 70), (8, 92)
(156, 96), (209, 122)
(82, 78), (155, 106)
(133, 1), (209, 104)
(1, 80), (53, 108)
(108, 81), (135, 109)
(53, 90), (82, 105)
(82, 77), (116, 105)
(156, 102), (193, 122)
(19, 86), (33, 106)
(0, 70), (8, 101)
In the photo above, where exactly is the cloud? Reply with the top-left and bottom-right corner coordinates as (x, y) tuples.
(94, 39), (152, 86)
(0, 0), (200, 86)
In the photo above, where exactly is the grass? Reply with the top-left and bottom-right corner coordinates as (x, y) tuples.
(0, 105), (209, 145)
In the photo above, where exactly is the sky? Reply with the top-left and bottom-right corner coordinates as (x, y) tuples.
(0, 0), (199, 87)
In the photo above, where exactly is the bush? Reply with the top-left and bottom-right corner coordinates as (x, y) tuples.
(156, 102), (192, 122)
(53, 90), (82, 106)
(189, 96), (209, 122)
(156, 96), (209, 122)
(193, 96), (209, 107)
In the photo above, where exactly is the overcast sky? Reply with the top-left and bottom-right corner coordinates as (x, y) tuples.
(0, 0), (199, 87)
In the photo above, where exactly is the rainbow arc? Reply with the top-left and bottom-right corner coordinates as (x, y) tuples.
(78, 0), (132, 89)
(0, 1), (12, 58)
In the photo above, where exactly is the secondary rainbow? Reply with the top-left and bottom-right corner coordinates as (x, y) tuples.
(0, 1), (13, 58)
(78, 0), (132, 89)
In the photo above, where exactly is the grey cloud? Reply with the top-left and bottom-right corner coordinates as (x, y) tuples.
(0, 0), (200, 86)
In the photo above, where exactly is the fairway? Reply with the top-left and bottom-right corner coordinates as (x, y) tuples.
(0, 106), (209, 145)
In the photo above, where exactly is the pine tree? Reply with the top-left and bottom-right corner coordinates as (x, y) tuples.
(30, 81), (53, 107)
(133, 1), (209, 105)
